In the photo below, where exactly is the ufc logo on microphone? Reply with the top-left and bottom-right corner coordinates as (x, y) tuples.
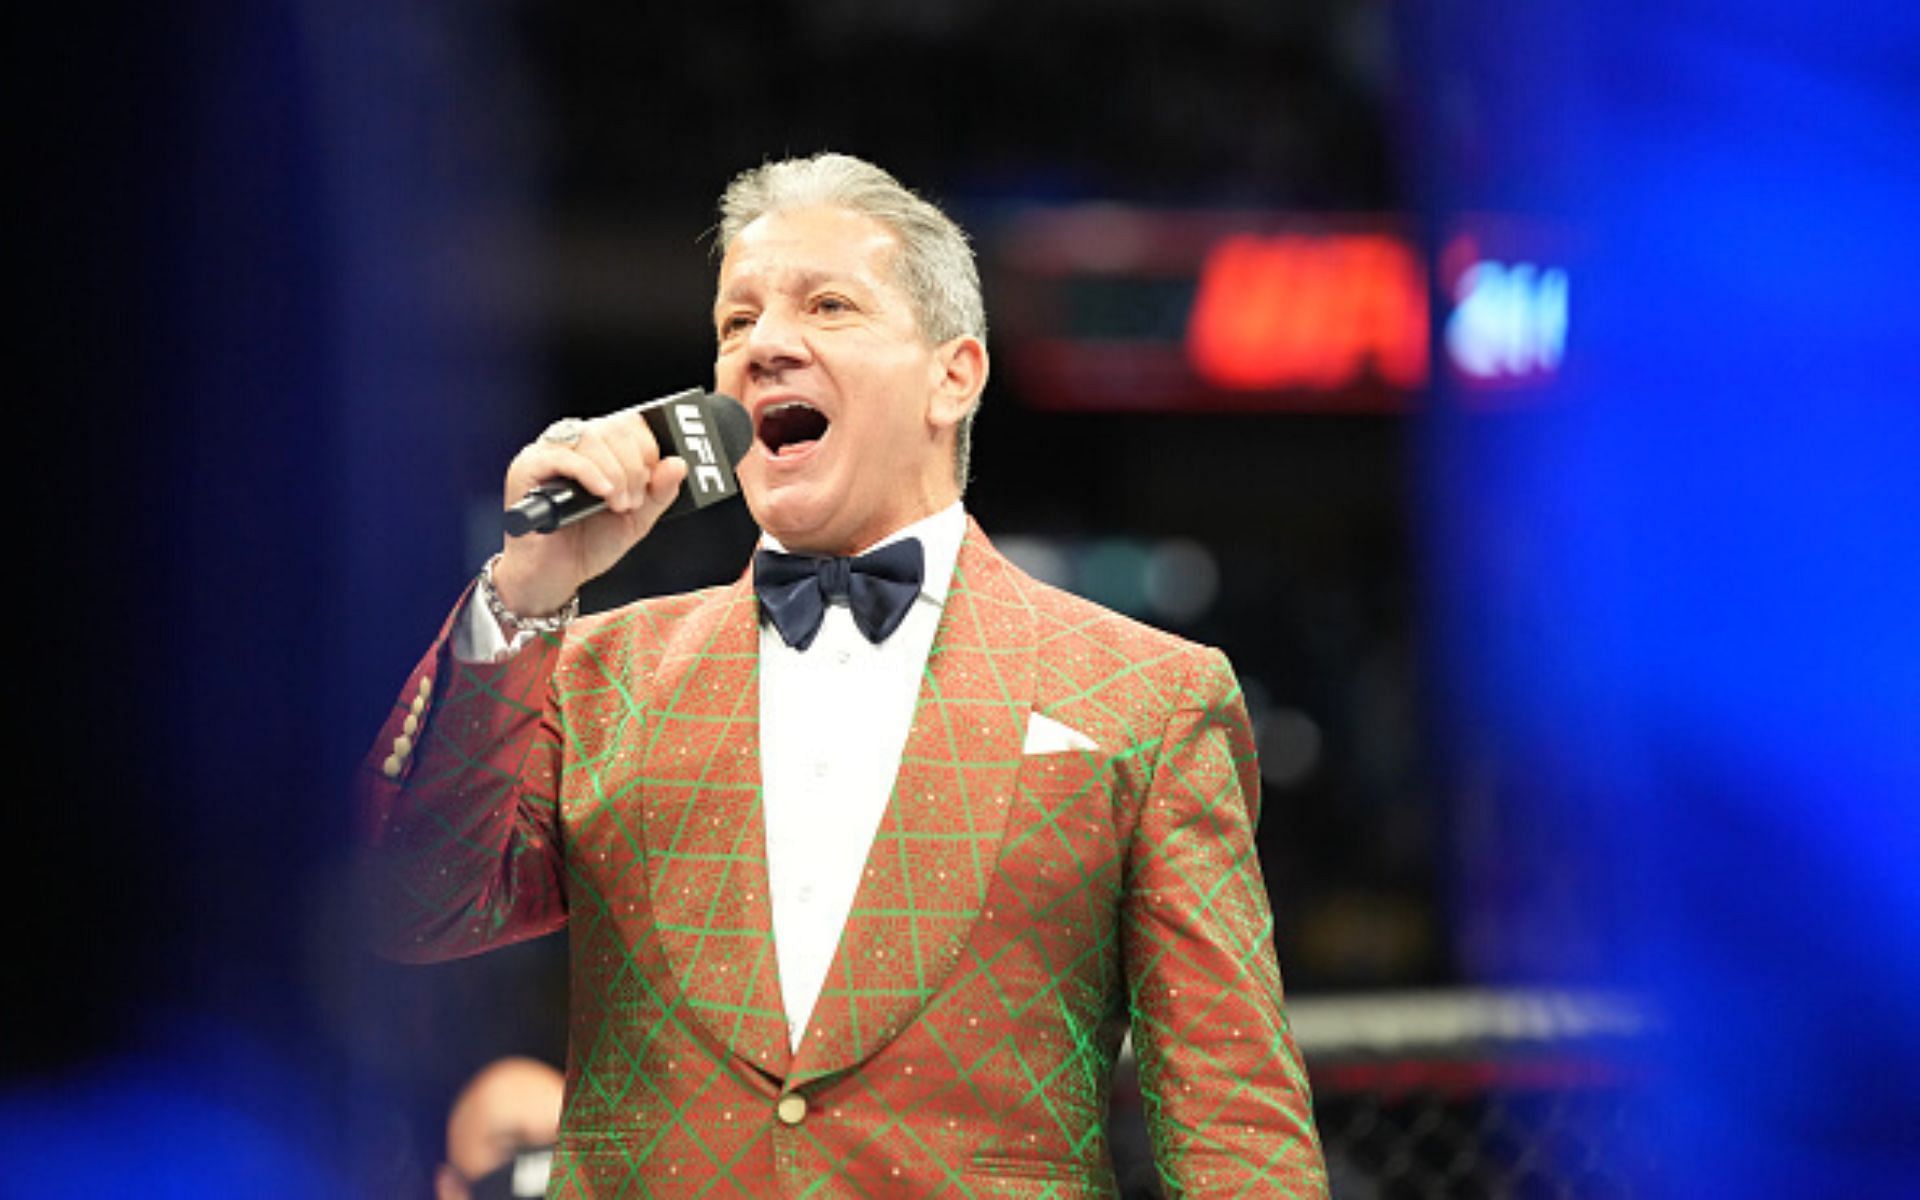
(670, 402), (729, 497)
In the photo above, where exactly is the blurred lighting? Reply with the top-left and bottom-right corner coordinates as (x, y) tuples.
(1078, 539), (1153, 617)
(1143, 538), (1222, 623)
(1000, 534), (1227, 627)
(996, 204), (1580, 413)
(1240, 675), (1273, 719)
(1417, 1), (1920, 1190)
(1258, 706), (1324, 789)
(0, 1036), (339, 1198)
(1443, 259), (1569, 383)
(1188, 232), (1428, 392)
(996, 535), (1074, 590)
(994, 207), (1425, 413)
(1286, 988), (1650, 1055)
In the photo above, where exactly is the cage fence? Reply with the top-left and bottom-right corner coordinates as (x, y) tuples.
(1110, 988), (1652, 1198)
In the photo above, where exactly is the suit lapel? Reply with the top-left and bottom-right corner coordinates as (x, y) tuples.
(636, 573), (793, 1081)
(790, 521), (1039, 1086)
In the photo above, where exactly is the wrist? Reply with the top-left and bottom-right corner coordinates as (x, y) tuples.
(479, 553), (579, 635)
(489, 550), (580, 619)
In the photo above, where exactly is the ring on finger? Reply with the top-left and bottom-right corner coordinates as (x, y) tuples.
(540, 417), (587, 447)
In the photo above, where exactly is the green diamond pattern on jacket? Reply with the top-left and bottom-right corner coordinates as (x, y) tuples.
(358, 519), (1327, 1197)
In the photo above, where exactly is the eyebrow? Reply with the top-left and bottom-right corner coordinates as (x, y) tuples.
(716, 267), (846, 308)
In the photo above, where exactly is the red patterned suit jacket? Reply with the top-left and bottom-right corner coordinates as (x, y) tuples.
(359, 520), (1326, 1198)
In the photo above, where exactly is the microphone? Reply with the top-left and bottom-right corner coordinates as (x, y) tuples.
(504, 389), (752, 537)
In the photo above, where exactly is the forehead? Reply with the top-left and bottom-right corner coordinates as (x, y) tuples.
(716, 205), (902, 300)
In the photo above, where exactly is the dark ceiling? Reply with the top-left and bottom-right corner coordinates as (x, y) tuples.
(516, 0), (1400, 220)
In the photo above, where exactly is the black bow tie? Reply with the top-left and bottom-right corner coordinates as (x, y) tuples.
(752, 538), (925, 651)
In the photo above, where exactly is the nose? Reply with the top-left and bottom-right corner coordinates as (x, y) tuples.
(746, 304), (809, 375)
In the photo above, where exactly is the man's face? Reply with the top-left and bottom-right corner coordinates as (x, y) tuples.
(436, 1058), (562, 1200)
(714, 204), (975, 556)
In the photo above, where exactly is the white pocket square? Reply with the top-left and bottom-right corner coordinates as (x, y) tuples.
(1023, 711), (1098, 754)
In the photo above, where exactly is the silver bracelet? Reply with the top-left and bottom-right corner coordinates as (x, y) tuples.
(478, 553), (580, 635)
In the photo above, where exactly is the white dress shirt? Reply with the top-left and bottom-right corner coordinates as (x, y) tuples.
(756, 503), (963, 1048)
(457, 503), (966, 1051)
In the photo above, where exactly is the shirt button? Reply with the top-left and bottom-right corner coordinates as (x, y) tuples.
(812, 761), (830, 779)
(835, 649), (852, 665)
(797, 885), (814, 903)
(776, 1093), (809, 1125)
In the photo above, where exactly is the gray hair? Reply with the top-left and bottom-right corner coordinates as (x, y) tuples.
(716, 153), (986, 490)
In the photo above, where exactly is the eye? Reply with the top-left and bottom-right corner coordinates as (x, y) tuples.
(717, 311), (756, 340)
(811, 293), (855, 317)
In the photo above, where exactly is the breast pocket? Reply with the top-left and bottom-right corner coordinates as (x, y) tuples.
(991, 752), (1125, 950)
(1017, 750), (1103, 805)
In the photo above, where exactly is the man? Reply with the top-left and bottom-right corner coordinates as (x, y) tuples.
(437, 1056), (565, 1200)
(359, 152), (1326, 1197)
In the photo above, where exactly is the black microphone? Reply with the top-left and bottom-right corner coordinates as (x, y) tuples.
(504, 389), (752, 537)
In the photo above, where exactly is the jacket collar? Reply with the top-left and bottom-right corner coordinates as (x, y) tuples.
(637, 519), (1039, 1085)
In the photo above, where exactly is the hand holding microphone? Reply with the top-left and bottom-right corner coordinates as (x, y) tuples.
(489, 389), (751, 620)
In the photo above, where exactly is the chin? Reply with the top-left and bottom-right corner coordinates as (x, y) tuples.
(742, 480), (836, 549)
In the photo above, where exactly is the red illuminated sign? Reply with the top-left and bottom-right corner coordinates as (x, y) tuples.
(1186, 233), (1428, 392)
(991, 208), (1426, 413)
(988, 206), (1569, 413)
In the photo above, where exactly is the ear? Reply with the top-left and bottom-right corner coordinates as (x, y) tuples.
(926, 335), (988, 433)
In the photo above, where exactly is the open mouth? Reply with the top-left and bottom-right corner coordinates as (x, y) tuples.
(757, 401), (830, 458)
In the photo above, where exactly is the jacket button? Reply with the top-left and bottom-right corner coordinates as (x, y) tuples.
(775, 1094), (808, 1126)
